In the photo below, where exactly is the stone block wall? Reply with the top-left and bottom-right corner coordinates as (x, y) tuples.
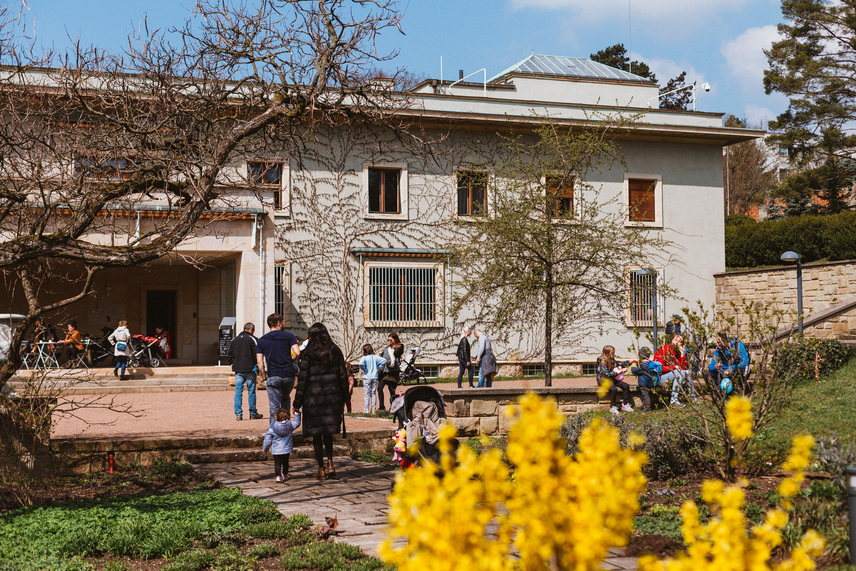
(715, 260), (856, 338)
(435, 361), (587, 379)
(438, 387), (643, 436)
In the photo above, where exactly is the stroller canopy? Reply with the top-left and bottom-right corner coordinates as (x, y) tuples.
(393, 385), (447, 428)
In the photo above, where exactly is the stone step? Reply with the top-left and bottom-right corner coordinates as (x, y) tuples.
(183, 444), (350, 463)
(54, 432), (358, 453)
(57, 384), (231, 395)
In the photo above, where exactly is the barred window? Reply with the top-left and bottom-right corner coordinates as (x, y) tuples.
(582, 363), (597, 376)
(420, 365), (439, 378)
(628, 268), (663, 326)
(274, 264), (288, 319)
(368, 266), (439, 326)
(523, 364), (545, 377)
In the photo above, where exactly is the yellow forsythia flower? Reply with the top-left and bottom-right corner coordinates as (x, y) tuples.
(380, 393), (647, 571)
(725, 396), (754, 441)
(639, 433), (822, 571)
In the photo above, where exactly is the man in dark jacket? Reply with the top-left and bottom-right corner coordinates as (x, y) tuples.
(256, 313), (300, 425)
(229, 323), (263, 421)
(456, 326), (473, 388)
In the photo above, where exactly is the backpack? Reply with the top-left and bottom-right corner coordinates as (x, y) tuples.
(647, 360), (663, 375)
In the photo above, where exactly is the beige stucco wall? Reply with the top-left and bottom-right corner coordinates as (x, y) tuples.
(714, 260), (856, 339)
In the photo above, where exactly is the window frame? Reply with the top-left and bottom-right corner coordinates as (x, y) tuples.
(544, 175), (579, 220)
(74, 156), (133, 180)
(362, 260), (444, 328)
(625, 265), (665, 328)
(455, 170), (490, 218)
(623, 173), (663, 228)
(362, 162), (408, 220)
(247, 160), (289, 215)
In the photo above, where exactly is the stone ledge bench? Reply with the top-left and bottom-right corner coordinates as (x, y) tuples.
(437, 386), (643, 436)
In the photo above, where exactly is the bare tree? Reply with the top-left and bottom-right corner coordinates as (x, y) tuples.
(723, 115), (776, 216)
(0, 0), (411, 388)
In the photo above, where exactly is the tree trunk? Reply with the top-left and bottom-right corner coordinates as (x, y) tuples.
(545, 264), (553, 387)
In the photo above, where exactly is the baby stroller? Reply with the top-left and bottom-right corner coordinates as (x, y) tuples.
(390, 385), (457, 468)
(129, 334), (163, 368)
(399, 346), (427, 385)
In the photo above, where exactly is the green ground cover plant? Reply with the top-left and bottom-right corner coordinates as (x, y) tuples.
(0, 488), (279, 570)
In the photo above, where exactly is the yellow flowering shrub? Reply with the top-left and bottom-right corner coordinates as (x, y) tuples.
(725, 396), (754, 441)
(381, 393), (824, 571)
(638, 406), (823, 571)
(380, 393), (647, 571)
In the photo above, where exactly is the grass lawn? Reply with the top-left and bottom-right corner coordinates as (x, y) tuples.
(753, 360), (856, 454)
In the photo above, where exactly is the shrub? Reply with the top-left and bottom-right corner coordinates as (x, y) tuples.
(561, 413), (704, 480)
(725, 210), (856, 268)
(814, 435), (856, 495)
(776, 338), (856, 381)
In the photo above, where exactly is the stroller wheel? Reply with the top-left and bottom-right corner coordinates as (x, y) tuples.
(150, 356), (162, 368)
(129, 357), (140, 369)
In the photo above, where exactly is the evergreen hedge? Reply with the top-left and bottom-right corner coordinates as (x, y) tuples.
(725, 211), (856, 268)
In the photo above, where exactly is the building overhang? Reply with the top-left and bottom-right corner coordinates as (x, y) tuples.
(350, 247), (451, 258)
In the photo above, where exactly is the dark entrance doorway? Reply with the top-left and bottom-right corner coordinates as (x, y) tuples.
(146, 290), (177, 356)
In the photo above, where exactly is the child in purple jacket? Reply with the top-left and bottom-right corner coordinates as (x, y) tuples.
(263, 408), (301, 482)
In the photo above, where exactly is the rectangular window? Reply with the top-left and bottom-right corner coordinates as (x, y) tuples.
(547, 176), (574, 218)
(368, 168), (400, 213)
(778, 168), (791, 182)
(368, 266), (439, 325)
(628, 178), (656, 222)
(420, 365), (439, 379)
(75, 157), (131, 179)
(457, 171), (487, 216)
(248, 162), (284, 210)
(523, 364), (545, 377)
(582, 363), (597, 376)
(628, 268), (663, 326)
(274, 264), (288, 319)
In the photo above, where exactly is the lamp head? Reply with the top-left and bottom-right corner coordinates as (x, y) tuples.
(780, 251), (802, 263)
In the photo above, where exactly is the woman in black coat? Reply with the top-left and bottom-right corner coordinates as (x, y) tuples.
(293, 322), (349, 480)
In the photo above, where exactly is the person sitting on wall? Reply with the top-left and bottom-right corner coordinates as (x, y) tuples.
(154, 326), (172, 360)
(665, 314), (683, 338)
(653, 334), (694, 409)
(59, 321), (84, 366)
(708, 331), (750, 395)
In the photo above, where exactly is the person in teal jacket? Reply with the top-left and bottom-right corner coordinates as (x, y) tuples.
(709, 332), (750, 394)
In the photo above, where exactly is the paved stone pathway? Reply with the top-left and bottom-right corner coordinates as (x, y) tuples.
(196, 457), (396, 556)
(197, 457), (639, 570)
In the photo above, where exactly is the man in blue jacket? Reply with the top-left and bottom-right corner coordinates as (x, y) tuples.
(708, 331), (750, 395)
(256, 313), (300, 424)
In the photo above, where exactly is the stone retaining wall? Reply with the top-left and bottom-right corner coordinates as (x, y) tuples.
(715, 260), (856, 338)
(434, 361), (589, 379)
(437, 387), (643, 436)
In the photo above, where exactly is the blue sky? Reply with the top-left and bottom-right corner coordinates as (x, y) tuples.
(16, 0), (788, 127)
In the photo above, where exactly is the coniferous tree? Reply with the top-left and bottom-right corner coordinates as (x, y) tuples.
(590, 44), (691, 110)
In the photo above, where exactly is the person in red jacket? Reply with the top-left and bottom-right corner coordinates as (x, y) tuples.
(653, 334), (694, 408)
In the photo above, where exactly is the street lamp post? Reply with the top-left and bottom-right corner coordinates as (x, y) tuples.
(780, 251), (803, 334)
(637, 268), (658, 347)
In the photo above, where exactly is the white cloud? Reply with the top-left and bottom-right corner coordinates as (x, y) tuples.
(743, 104), (776, 128)
(720, 25), (780, 95)
(636, 53), (706, 86)
(508, 0), (748, 29)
